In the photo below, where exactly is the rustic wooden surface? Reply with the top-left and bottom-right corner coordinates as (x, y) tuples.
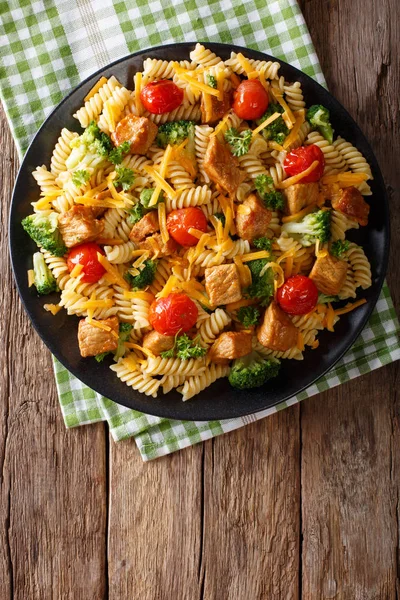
(0, 0), (399, 598)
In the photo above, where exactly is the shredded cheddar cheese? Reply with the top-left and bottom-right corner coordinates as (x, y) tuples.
(281, 204), (317, 223)
(276, 161), (319, 188)
(83, 76), (108, 102)
(97, 253), (129, 289)
(70, 263), (84, 278)
(252, 112), (281, 137)
(334, 298), (367, 316)
(27, 269), (35, 287)
(43, 303), (62, 315)
(158, 201), (169, 244)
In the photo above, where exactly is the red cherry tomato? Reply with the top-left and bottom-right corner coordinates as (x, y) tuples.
(232, 80), (269, 120)
(67, 243), (105, 283)
(277, 275), (319, 315)
(140, 80), (184, 114)
(283, 144), (325, 183)
(149, 293), (198, 336)
(166, 207), (208, 247)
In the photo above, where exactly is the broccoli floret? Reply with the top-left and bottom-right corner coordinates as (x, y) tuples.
(139, 187), (165, 208)
(72, 169), (90, 187)
(156, 120), (195, 148)
(108, 141), (131, 165)
(306, 104), (334, 144)
(224, 127), (252, 157)
(253, 237), (273, 252)
(281, 209), (331, 246)
(67, 120), (112, 169)
(32, 251), (58, 295)
(256, 104), (289, 144)
(318, 293), (339, 304)
(237, 306), (260, 327)
(229, 351), (280, 389)
(213, 212), (226, 227)
(124, 259), (157, 289)
(127, 204), (145, 225)
(95, 351), (109, 363)
(207, 74), (217, 88)
(114, 166), (135, 191)
(254, 174), (285, 211)
(330, 239), (350, 258)
(95, 323), (133, 362)
(22, 212), (67, 257)
(245, 259), (274, 306)
(160, 334), (207, 360)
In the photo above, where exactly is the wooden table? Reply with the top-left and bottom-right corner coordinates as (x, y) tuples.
(1, 1), (399, 597)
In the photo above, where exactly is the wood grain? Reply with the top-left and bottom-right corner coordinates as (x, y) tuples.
(0, 104), (108, 599)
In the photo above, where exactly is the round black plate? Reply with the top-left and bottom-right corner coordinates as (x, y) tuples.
(9, 42), (389, 421)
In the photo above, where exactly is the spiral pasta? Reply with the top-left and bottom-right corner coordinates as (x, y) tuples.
(104, 241), (136, 264)
(330, 209), (359, 241)
(305, 131), (346, 174)
(111, 357), (161, 397)
(179, 364), (230, 401)
(345, 243), (372, 289)
(198, 308), (231, 344)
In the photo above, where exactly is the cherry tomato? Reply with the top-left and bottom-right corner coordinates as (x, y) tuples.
(232, 80), (269, 120)
(166, 207), (208, 247)
(283, 144), (325, 183)
(277, 275), (319, 315)
(67, 242), (105, 284)
(140, 80), (184, 114)
(149, 293), (198, 336)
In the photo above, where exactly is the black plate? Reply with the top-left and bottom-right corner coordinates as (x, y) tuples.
(9, 42), (389, 421)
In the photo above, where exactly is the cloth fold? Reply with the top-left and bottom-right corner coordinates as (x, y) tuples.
(1, 0), (399, 460)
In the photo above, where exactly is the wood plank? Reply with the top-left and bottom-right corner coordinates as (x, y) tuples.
(201, 410), (300, 600)
(0, 104), (108, 600)
(108, 439), (203, 600)
(300, 0), (400, 597)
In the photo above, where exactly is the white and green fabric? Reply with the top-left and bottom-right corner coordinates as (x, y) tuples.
(1, 0), (399, 461)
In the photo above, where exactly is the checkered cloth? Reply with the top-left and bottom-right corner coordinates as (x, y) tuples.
(1, 0), (399, 461)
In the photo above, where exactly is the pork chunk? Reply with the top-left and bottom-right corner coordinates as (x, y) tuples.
(236, 193), (272, 242)
(283, 182), (319, 215)
(141, 233), (178, 257)
(142, 330), (175, 356)
(78, 317), (119, 358)
(200, 91), (232, 125)
(129, 212), (159, 243)
(59, 205), (104, 248)
(209, 331), (252, 364)
(257, 301), (298, 352)
(331, 186), (370, 226)
(203, 136), (245, 196)
(205, 264), (242, 306)
(111, 115), (158, 155)
(309, 253), (348, 295)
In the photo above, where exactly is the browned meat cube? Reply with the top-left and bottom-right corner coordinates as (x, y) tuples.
(309, 253), (348, 295)
(59, 205), (104, 248)
(142, 330), (175, 356)
(203, 136), (245, 196)
(283, 182), (319, 215)
(200, 91), (232, 125)
(257, 301), (298, 352)
(78, 317), (119, 358)
(235, 193), (272, 242)
(331, 186), (370, 226)
(205, 264), (242, 306)
(129, 212), (159, 243)
(209, 331), (252, 364)
(141, 233), (178, 257)
(111, 115), (158, 155)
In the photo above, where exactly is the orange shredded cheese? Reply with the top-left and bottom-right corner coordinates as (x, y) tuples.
(236, 53), (256, 76)
(97, 253), (129, 289)
(143, 165), (177, 198)
(158, 202), (169, 244)
(297, 331), (305, 351)
(97, 238), (124, 245)
(334, 298), (367, 316)
(134, 72), (143, 116)
(283, 110), (306, 149)
(123, 290), (155, 302)
(322, 172), (369, 186)
(252, 112), (281, 137)
(226, 298), (257, 312)
(230, 73), (241, 89)
(86, 319), (112, 332)
(325, 302), (336, 332)
(277, 161), (319, 189)
(43, 303), (62, 315)
(157, 275), (179, 298)
(70, 263), (84, 278)
(27, 269), (35, 287)
(281, 204), (317, 223)
(84, 76), (108, 102)
(124, 344), (155, 358)
(241, 250), (272, 262)
(233, 256), (252, 288)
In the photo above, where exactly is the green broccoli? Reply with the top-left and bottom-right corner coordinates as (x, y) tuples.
(245, 259), (274, 306)
(318, 293), (339, 304)
(139, 187), (165, 208)
(95, 323), (133, 362)
(160, 334), (207, 360)
(254, 174), (285, 211)
(108, 141), (131, 165)
(229, 351), (280, 389)
(306, 104), (334, 144)
(66, 120), (112, 169)
(256, 103), (289, 144)
(127, 203), (145, 225)
(124, 259), (157, 289)
(207, 74), (217, 88)
(213, 212), (226, 226)
(224, 127), (252, 157)
(237, 306), (260, 327)
(22, 212), (67, 257)
(114, 166), (135, 191)
(71, 169), (90, 187)
(330, 239), (350, 258)
(156, 120), (195, 148)
(281, 209), (331, 246)
(253, 237), (273, 252)
(32, 252), (58, 295)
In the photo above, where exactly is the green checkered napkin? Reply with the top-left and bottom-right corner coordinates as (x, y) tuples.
(1, 0), (399, 461)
